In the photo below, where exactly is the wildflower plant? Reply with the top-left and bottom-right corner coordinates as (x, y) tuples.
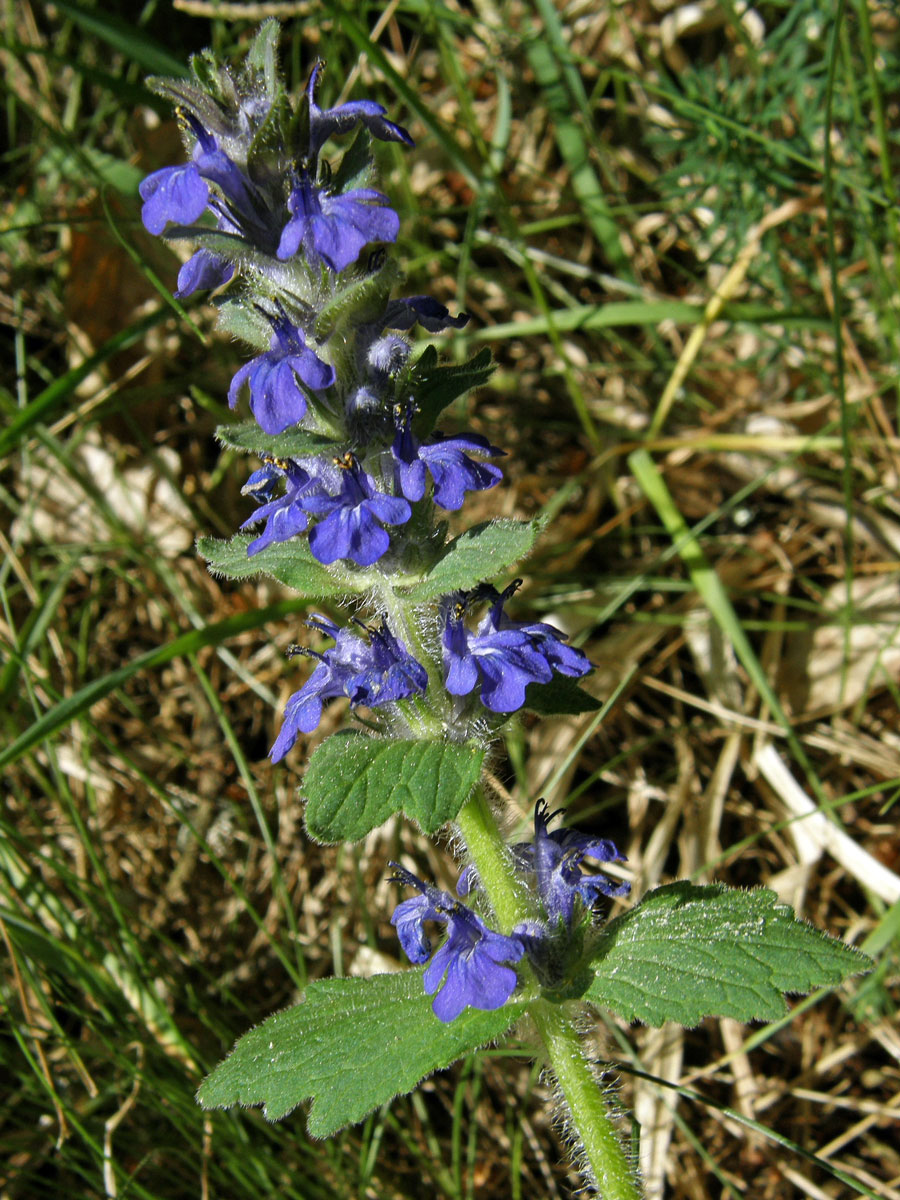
(139, 25), (870, 1197)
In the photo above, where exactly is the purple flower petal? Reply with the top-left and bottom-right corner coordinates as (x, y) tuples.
(441, 584), (592, 715)
(228, 319), (335, 435)
(271, 622), (426, 761)
(384, 296), (469, 333)
(277, 172), (399, 272)
(139, 163), (209, 234)
(175, 248), (234, 298)
(306, 458), (411, 567)
(513, 800), (630, 926)
(307, 61), (414, 154)
(391, 868), (524, 1022)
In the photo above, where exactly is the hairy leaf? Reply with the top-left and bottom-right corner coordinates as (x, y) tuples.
(198, 533), (344, 598)
(586, 883), (871, 1027)
(215, 421), (337, 459)
(314, 259), (400, 340)
(412, 345), (495, 429)
(247, 89), (291, 183)
(407, 519), (537, 600)
(303, 730), (485, 842)
(198, 971), (526, 1135)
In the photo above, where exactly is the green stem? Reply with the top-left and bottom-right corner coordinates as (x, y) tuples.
(455, 787), (641, 1200)
(455, 784), (526, 934)
(531, 1000), (639, 1200)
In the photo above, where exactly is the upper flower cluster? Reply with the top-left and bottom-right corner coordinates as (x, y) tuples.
(140, 53), (412, 291)
(392, 802), (630, 1021)
(140, 26), (506, 575)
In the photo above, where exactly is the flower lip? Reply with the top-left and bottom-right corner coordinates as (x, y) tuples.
(441, 581), (594, 714)
(174, 247), (234, 298)
(391, 404), (505, 510)
(276, 165), (400, 272)
(139, 162), (209, 235)
(304, 453), (411, 567)
(239, 457), (314, 556)
(227, 313), (335, 435)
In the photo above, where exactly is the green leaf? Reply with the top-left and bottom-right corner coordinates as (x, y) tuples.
(198, 534), (345, 599)
(523, 676), (601, 715)
(585, 883), (872, 1027)
(214, 298), (272, 351)
(332, 125), (374, 194)
(407, 520), (537, 601)
(215, 421), (337, 459)
(246, 17), (280, 88)
(412, 346), (495, 430)
(198, 971), (526, 1135)
(303, 731), (486, 842)
(247, 89), (293, 185)
(186, 48), (220, 97)
(164, 227), (279, 280)
(314, 259), (400, 340)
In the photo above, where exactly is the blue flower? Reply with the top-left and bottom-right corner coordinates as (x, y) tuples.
(175, 247), (234, 298)
(348, 622), (428, 707)
(441, 582), (593, 713)
(277, 168), (400, 273)
(512, 800), (630, 927)
(140, 161), (210, 235)
(240, 458), (316, 555)
(306, 61), (414, 156)
(140, 113), (264, 239)
(441, 592), (553, 713)
(389, 865), (524, 1022)
(391, 408), (504, 510)
(228, 317), (336, 434)
(270, 617), (427, 761)
(485, 581), (595, 680)
(304, 453), (411, 566)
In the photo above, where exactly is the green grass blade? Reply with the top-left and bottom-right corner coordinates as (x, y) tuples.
(51, 1), (188, 76)
(0, 307), (169, 459)
(1, 600), (303, 770)
(629, 448), (827, 805)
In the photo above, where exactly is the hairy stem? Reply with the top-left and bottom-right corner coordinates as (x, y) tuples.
(455, 784), (526, 933)
(455, 787), (641, 1200)
(531, 1000), (640, 1200)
